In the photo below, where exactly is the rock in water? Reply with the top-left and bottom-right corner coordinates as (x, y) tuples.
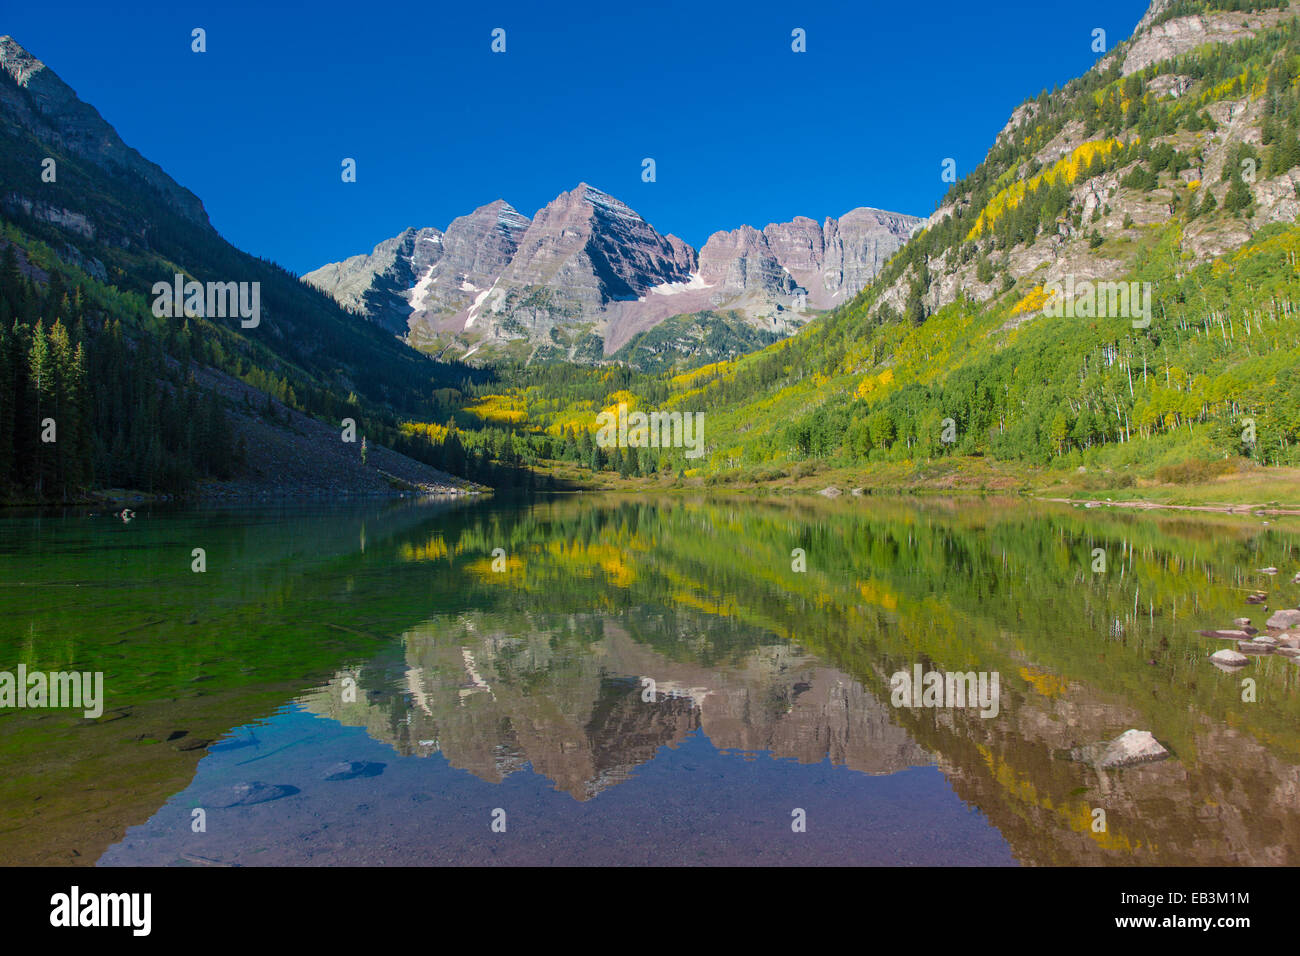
(1238, 641), (1275, 654)
(215, 782), (299, 807)
(1210, 649), (1249, 666)
(1259, 567), (1279, 574)
(1198, 629), (1252, 641)
(1266, 609), (1300, 629)
(322, 761), (385, 781)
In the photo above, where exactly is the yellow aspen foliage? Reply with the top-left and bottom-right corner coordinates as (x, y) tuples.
(400, 421), (451, 443)
(967, 137), (1127, 240)
(669, 360), (732, 389)
(855, 368), (895, 399)
(465, 393), (528, 425)
(1010, 285), (1053, 316)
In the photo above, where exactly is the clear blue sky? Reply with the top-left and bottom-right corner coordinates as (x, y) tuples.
(6, 0), (1149, 275)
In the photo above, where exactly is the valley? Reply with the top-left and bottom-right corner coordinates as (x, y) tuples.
(1, 0), (1300, 885)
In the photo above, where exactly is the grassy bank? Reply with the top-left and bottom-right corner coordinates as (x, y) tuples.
(531, 455), (1300, 511)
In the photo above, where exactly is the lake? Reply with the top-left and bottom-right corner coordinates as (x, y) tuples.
(2, 494), (1297, 866)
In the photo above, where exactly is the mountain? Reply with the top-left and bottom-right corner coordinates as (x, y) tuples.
(0, 35), (468, 410)
(871, 0), (1300, 322)
(458, 0), (1300, 488)
(701, 0), (1300, 477)
(0, 35), (486, 500)
(303, 183), (921, 365)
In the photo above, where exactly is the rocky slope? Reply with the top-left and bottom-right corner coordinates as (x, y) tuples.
(869, 0), (1300, 324)
(0, 35), (209, 229)
(304, 183), (921, 364)
(0, 35), (477, 495)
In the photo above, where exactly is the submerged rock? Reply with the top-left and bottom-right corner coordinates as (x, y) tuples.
(1199, 629), (1252, 641)
(214, 782), (299, 808)
(322, 761), (385, 781)
(1210, 649), (1249, 666)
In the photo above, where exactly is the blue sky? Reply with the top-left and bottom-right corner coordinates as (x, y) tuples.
(6, 0), (1149, 274)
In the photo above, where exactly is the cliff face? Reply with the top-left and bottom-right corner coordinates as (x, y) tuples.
(1118, 0), (1296, 75)
(0, 35), (210, 228)
(304, 184), (920, 363)
(300, 227), (446, 334)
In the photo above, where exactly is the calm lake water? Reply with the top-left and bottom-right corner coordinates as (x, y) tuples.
(1, 494), (1298, 866)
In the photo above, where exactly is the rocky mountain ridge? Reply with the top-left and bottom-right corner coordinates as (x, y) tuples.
(304, 183), (921, 364)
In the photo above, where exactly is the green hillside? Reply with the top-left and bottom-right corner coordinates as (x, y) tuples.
(443, 4), (1300, 496)
(0, 33), (517, 500)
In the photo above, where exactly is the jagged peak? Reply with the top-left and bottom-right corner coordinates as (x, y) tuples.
(570, 182), (637, 213)
(1, 35), (59, 90)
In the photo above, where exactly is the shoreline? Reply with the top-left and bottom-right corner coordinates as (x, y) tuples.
(1033, 496), (1300, 516)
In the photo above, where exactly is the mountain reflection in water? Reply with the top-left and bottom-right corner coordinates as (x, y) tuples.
(2, 494), (1297, 865)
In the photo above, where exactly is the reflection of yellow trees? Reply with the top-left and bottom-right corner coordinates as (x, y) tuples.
(545, 539), (637, 587)
(1018, 666), (1069, 698)
(466, 553), (525, 581)
(671, 587), (741, 618)
(857, 579), (899, 610)
(399, 535), (451, 563)
(976, 743), (1141, 854)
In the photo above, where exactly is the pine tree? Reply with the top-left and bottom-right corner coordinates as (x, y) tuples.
(1224, 176), (1253, 214)
(28, 321), (54, 498)
(48, 320), (74, 497)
